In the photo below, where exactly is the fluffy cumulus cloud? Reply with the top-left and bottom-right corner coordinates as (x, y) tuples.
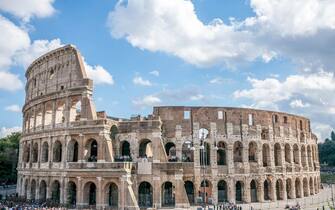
(83, 60), (114, 85)
(5, 104), (21, 112)
(107, 0), (272, 68)
(0, 71), (23, 91)
(0, 0), (55, 22)
(132, 95), (161, 108)
(234, 71), (335, 140)
(133, 76), (152, 86)
(0, 126), (21, 138)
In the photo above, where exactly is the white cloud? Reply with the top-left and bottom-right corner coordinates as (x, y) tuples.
(84, 61), (114, 85)
(132, 95), (161, 108)
(312, 122), (334, 143)
(0, 0), (56, 22)
(107, 0), (270, 68)
(289, 99), (310, 108)
(0, 71), (23, 91)
(209, 77), (233, 85)
(190, 94), (204, 101)
(133, 76), (152, 86)
(5, 104), (21, 112)
(0, 126), (21, 138)
(149, 70), (159, 77)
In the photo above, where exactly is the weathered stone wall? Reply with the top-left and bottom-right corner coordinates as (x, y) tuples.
(17, 45), (321, 210)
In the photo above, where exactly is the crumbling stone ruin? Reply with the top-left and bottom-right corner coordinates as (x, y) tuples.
(17, 45), (321, 209)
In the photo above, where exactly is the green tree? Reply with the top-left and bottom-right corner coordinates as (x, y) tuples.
(331, 131), (335, 141)
(0, 132), (21, 185)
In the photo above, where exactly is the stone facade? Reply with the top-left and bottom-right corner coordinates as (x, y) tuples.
(17, 45), (321, 209)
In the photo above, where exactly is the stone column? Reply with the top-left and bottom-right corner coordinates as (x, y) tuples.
(120, 175), (126, 210)
(242, 143), (249, 173)
(78, 134), (84, 162)
(211, 180), (218, 204)
(51, 100), (56, 128)
(36, 178), (40, 201)
(227, 144), (234, 174)
(41, 103), (46, 129)
(96, 177), (103, 209)
(97, 134), (105, 162)
(290, 179), (296, 199)
(60, 176), (65, 204)
(175, 173), (189, 208)
(244, 179), (251, 203)
(227, 178), (235, 203)
(270, 178), (276, 201)
(257, 178), (264, 202)
(257, 142), (263, 167)
(153, 176), (161, 208)
(282, 179), (287, 200)
(76, 177), (83, 207)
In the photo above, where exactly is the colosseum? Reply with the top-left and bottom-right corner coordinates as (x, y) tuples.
(17, 45), (321, 209)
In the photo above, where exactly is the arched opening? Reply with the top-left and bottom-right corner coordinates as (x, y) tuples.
(184, 181), (194, 205)
(44, 102), (53, 126)
(32, 143), (38, 163)
(295, 178), (302, 198)
(23, 144), (30, 163)
(309, 177), (314, 195)
(86, 139), (98, 162)
(162, 182), (175, 207)
(110, 125), (118, 141)
(83, 182), (96, 206)
(248, 141), (257, 162)
(307, 145), (312, 168)
(120, 141), (131, 161)
(233, 141), (243, 163)
(165, 142), (177, 162)
(250, 180), (257, 202)
(235, 181), (243, 203)
(285, 144), (291, 163)
(67, 181), (77, 206)
(182, 141), (194, 162)
(200, 142), (210, 166)
(262, 144), (270, 167)
(67, 140), (79, 162)
(293, 144), (299, 164)
(106, 183), (118, 208)
(53, 141), (62, 162)
(200, 180), (212, 204)
(264, 179), (271, 201)
(218, 180), (227, 203)
(303, 178), (308, 197)
(69, 98), (81, 122)
(139, 139), (153, 158)
(51, 180), (61, 203)
(55, 100), (65, 124)
(217, 141), (226, 165)
(314, 177), (318, 194)
(276, 179), (284, 200)
(138, 182), (153, 208)
(286, 179), (293, 199)
(30, 179), (36, 200)
(274, 143), (282, 166)
(41, 142), (49, 162)
(39, 180), (47, 202)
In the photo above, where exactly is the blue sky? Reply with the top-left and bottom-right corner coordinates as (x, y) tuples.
(0, 0), (334, 140)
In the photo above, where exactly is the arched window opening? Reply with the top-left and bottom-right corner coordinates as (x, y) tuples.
(107, 183), (118, 207)
(200, 180), (212, 204)
(264, 180), (271, 201)
(32, 143), (38, 163)
(119, 141), (131, 161)
(39, 180), (47, 202)
(53, 141), (62, 162)
(217, 142), (226, 165)
(235, 181), (243, 203)
(69, 98), (81, 122)
(51, 181), (61, 203)
(41, 142), (49, 162)
(274, 143), (282, 166)
(262, 144), (270, 167)
(44, 102), (53, 126)
(55, 100), (65, 124)
(67, 181), (77, 206)
(184, 181), (194, 205)
(182, 141), (194, 162)
(286, 179), (292, 199)
(301, 145), (307, 167)
(23, 144), (30, 163)
(138, 182), (153, 208)
(248, 142), (257, 162)
(110, 125), (118, 141)
(30, 180), (36, 200)
(233, 141), (243, 163)
(295, 179), (302, 198)
(67, 140), (79, 162)
(285, 144), (291, 163)
(250, 180), (257, 202)
(162, 182), (175, 207)
(35, 109), (43, 127)
(200, 142), (210, 166)
(293, 144), (299, 164)
(83, 182), (96, 206)
(276, 179), (283, 200)
(303, 178), (308, 197)
(218, 180), (227, 203)
(139, 139), (153, 158)
(165, 142), (177, 162)
(86, 139), (98, 162)
(309, 177), (314, 195)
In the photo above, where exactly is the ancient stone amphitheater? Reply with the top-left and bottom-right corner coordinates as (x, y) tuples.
(17, 45), (321, 209)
